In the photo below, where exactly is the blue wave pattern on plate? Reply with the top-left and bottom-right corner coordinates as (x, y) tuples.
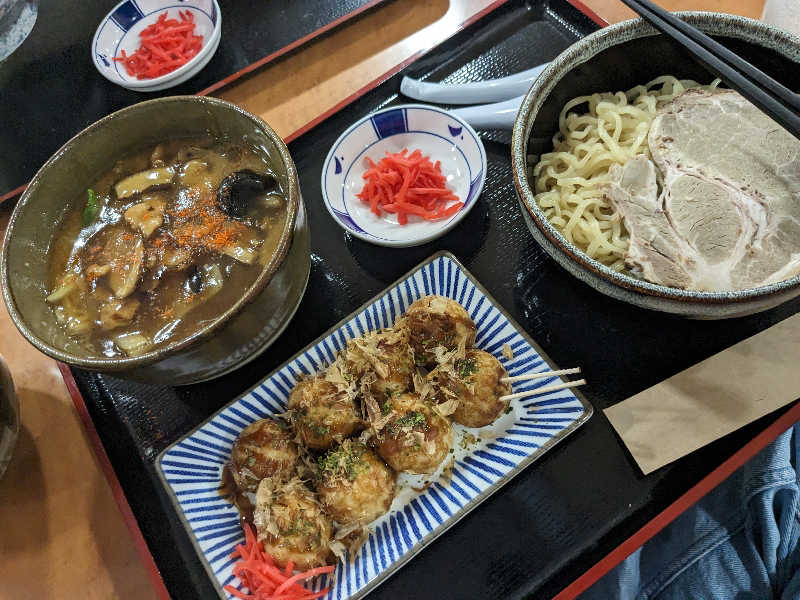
(109, 1), (144, 31)
(158, 253), (591, 599)
(370, 108), (408, 139)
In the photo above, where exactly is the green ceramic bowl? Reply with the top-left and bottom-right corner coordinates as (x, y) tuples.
(512, 13), (800, 318)
(1, 96), (310, 384)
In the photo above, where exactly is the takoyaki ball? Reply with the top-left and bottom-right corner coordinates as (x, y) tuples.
(230, 419), (299, 493)
(375, 392), (453, 474)
(254, 478), (333, 570)
(400, 295), (477, 367)
(344, 327), (414, 398)
(432, 349), (511, 428)
(287, 377), (363, 450)
(317, 439), (396, 525)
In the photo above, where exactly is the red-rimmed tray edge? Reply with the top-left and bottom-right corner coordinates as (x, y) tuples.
(50, 1), (515, 596)
(44, 1), (800, 597)
(43, 3), (799, 600)
(566, 0), (608, 28)
(57, 362), (172, 600)
(0, 0), (394, 205)
(553, 400), (800, 600)
(195, 0), (388, 98)
(0, 0), (606, 206)
(282, 0), (609, 146)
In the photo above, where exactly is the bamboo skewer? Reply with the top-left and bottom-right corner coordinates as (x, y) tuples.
(501, 367), (581, 383)
(499, 379), (586, 402)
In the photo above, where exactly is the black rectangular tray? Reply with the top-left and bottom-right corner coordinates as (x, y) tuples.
(0, 0), (386, 197)
(62, 0), (800, 598)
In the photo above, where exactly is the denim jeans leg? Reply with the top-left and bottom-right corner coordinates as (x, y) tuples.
(581, 423), (800, 600)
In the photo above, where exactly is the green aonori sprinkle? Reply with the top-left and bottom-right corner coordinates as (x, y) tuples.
(82, 189), (98, 226)
(455, 357), (478, 379)
(313, 424), (331, 437)
(393, 411), (426, 431)
(318, 441), (366, 482)
(283, 517), (314, 537)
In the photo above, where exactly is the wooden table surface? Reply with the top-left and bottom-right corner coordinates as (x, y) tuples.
(0, 0), (766, 598)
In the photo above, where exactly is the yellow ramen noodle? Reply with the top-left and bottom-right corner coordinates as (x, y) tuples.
(532, 75), (719, 270)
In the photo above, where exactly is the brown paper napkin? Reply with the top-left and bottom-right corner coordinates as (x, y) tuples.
(605, 313), (800, 475)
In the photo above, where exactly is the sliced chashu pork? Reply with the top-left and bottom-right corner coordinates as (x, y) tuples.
(606, 89), (800, 291)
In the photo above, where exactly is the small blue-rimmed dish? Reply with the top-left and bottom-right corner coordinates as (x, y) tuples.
(321, 104), (487, 247)
(92, 0), (221, 92)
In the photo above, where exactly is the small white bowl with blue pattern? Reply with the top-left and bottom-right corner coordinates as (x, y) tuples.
(92, 0), (221, 92)
(157, 251), (592, 600)
(321, 104), (487, 247)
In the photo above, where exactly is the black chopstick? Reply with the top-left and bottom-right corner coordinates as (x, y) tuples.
(620, 0), (800, 140)
(624, 0), (800, 112)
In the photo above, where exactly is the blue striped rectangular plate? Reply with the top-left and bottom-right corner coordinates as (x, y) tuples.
(156, 251), (593, 599)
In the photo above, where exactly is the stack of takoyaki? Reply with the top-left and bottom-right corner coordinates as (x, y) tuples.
(224, 295), (512, 570)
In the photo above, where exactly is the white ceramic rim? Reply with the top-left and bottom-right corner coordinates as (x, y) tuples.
(321, 103), (488, 248)
(119, 25), (221, 92)
(91, 0), (221, 90)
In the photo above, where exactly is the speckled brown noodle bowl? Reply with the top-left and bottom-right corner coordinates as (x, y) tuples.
(512, 12), (800, 319)
(1, 96), (310, 384)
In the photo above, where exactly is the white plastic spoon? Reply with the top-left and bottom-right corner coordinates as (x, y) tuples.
(400, 63), (548, 105)
(451, 95), (524, 130)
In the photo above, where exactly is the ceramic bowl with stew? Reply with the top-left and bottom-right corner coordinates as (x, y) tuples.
(1, 96), (309, 385)
(511, 13), (800, 319)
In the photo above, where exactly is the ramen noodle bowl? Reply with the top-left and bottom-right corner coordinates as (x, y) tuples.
(532, 75), (720, 270)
